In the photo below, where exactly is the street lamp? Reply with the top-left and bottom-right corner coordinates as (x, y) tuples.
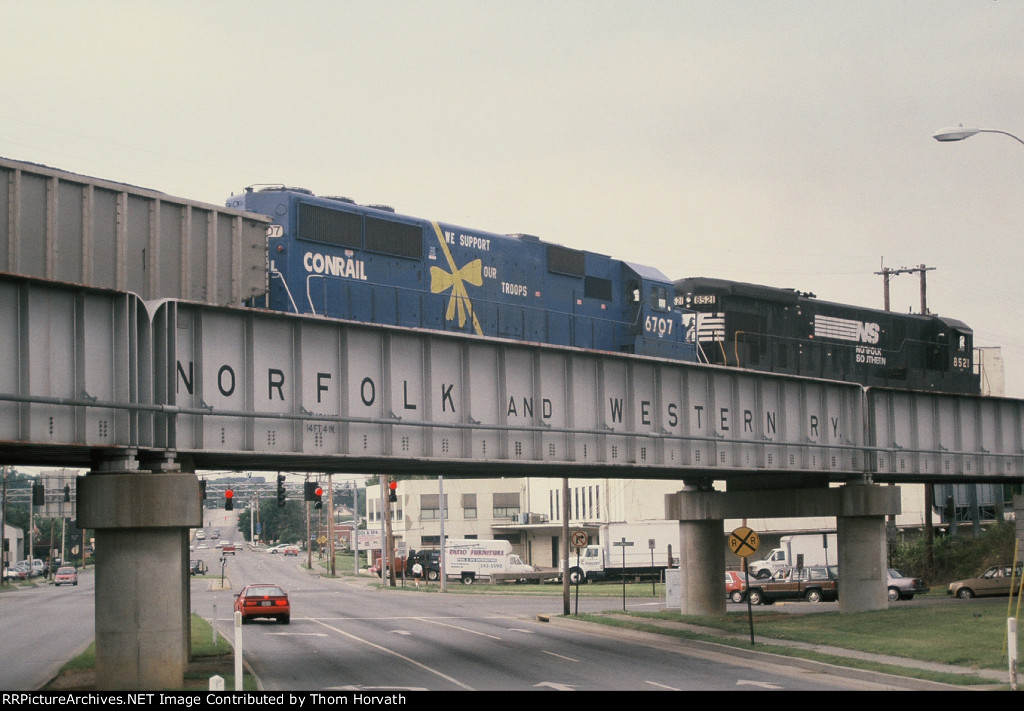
(933, 124), (1024, 146)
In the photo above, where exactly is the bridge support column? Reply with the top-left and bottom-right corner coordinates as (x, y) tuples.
(678, 519), (726, 616)
(77, 466), (202, 690)
(836, 515), (887, 612)
(836, 486), (894, 613)
(666, 482), (899, 615)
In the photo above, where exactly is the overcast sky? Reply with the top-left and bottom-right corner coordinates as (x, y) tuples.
(3, 1), (1023, 397)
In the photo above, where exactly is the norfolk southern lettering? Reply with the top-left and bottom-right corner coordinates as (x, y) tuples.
(175, 360), (840, 441)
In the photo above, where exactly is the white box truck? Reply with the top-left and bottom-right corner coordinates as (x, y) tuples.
(444, 540), (535, 585)
(746, 533), (838, 579)
(570, 520), (679, 583)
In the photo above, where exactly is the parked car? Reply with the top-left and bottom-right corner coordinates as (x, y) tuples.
(746, 565), (839, 605)
(17, 559), (44, 578)
(725, 570), (748, 603)
(948, 563), (1024, 599)
(3, 565), (26, 580)
(234, 584), (290, 624)
(886, 568), (928, 601)
(53, 566), (78, 586)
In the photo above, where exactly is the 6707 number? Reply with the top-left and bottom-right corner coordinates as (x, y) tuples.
(645, 316), (674, 337)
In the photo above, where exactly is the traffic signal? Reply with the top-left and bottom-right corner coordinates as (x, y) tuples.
(304, 481), (318, 501)
(304, 481), (323, 509)
(32, 482), (44, 506)
(388, 480), (397, 503)
(225, 489), (234, 511)
(276, 474), (286, 508)
(63, 484), (71, 502)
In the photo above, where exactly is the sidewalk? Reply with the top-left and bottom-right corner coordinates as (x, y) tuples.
(539, 612), (1012, 691)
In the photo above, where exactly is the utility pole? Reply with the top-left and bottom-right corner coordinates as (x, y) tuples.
(875, 260), (937, 570)
(305, 475), (312, 571)
(1, 467), (7, 584)
(874, 261), (935, 314)
(327, 474), (335, 576)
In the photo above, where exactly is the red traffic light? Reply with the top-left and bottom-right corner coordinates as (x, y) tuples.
(388, 481), (397, 491)
(225, 489), (234, 499)
(315, 486), (323, 497)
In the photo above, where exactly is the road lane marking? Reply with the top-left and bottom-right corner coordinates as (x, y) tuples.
(542, 650), (578, 662)
(645, 680), (680, 690)
(309, 618), (474, 690)
(414, 617), (502, 640)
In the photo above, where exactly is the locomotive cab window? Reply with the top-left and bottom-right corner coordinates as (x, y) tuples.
(651, 286), (669, 311)
(628, 282), (641, 304)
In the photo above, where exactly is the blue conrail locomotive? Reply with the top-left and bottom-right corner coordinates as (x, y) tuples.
(227, 187), (696, 361)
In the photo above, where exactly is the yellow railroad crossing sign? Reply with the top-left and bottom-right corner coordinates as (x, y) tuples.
(728, 527), (760, 558)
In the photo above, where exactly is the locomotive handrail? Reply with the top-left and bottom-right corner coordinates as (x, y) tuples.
(269, 268), (299, 314)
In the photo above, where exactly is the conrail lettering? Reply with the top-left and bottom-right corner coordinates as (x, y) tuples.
(303, 251), (367, 280)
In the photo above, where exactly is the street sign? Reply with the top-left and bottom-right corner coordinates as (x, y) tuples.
(613, 538), (634, 547)
(570, 530), (588, 550)
(728, 527), (760, 558)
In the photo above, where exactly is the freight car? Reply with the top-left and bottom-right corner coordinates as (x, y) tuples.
(673, 276), (980, 394)
(227, 186), (696, 361)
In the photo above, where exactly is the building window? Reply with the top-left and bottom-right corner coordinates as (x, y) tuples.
(420, 493), (448, 520)
(493, 492), (521, 519)
(462, 493), (477, 520)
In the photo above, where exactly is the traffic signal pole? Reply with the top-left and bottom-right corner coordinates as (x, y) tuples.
(327, 474), (336, 576)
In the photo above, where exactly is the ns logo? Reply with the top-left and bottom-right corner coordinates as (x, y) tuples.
(857, 321), (880, 344)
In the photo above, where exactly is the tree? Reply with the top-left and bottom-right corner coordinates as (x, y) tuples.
(237, 498), (309, 544)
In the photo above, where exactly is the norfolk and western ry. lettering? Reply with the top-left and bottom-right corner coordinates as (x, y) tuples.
(175, 360), (840, 439)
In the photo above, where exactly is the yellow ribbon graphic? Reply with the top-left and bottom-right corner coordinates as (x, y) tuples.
(430, 222), (484, 335)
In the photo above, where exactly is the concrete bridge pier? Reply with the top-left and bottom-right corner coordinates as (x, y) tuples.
(666, 483), (899, 616)
(77, 459), (202, 690)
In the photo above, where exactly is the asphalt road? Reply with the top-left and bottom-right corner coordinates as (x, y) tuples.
(0, 531), (967, 692)
(187, 548), (947, 691)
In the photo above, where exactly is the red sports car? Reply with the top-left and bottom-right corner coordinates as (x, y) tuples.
(234, 584), (290, 624)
